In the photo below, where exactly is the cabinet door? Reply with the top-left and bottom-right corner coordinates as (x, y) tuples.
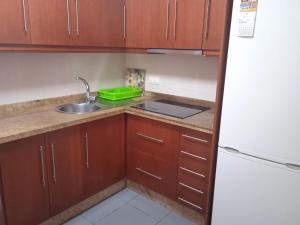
(171, 0), (206, 49)
(28, 0), (76, 45)
(202, 0), (227, 52)
(75, 0), (125, 47)
(0, 174), (5, 225)
(0, 136), (50, 225)
(98, 0), (126, 47)
(0, 0), (31, 44)
(81, 115), (125, 198)
(45, 126), (83, 215)
(126, 0), (170, 49)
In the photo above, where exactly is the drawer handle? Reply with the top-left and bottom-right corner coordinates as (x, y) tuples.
(84, 132), (90, 169)
(136, 168), (162, 181)
(178, 197), (203, 210)
(66, 0), (71, 36)
(180, 151), (208, 161)
(182, 134), (209, 144)
(179, 182), (204, 195)
(137, 133), (164, 144)
(22, 0), (28, 33)
(51, 143), (57, 183)
(180, 167), (206, 178)
(39, 146), (46, 187)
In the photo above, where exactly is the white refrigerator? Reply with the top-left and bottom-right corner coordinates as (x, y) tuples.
(211, 1), (300, 225)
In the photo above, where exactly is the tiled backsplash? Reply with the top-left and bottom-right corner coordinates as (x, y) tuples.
(125, 68), (146, 91)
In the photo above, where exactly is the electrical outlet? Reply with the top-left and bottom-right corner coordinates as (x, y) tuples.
(148, 76), (161, 85)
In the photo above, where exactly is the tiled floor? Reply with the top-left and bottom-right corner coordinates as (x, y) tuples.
(64, 188), (196, 225)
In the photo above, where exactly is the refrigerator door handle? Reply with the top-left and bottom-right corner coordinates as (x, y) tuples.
(220, 146), (300, 172)
(220, 146), (241, 154)
(285, 163), (300, 171)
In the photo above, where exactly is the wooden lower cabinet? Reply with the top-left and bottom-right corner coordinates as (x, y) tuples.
(127, 115), (214, 219)
(81, 115), (125, 198)
(0, 135), (50, 225)
(0, 113), (213, 224)
(177, 129), (212, 215)
(127, 148), (177, 199)
(0, 126), (83, 224)
(45, 126), (83, 215)
(127, 115), (179, 200)
(0, 115), (126, 225)
(127, 115), (179, 161)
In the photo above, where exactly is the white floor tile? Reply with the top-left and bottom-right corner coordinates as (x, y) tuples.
(82, 195), (126, 224)
(95, 204), (157, 225)
(129, 195), (170, 221)
(157, 212), (197, 225)
(112, 188), (139, 203)
(64, 216), (91, 225)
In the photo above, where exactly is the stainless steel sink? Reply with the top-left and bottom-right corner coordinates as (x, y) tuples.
(56, 102), (102, 114)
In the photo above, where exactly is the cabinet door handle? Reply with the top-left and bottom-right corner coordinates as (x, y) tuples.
(39, 146), (46, 187)
(137, 133), (164, 144)
(178, 197), (203, 210)
(51, 143), (57, 182)
(123, 4), (126, 39)
(204, 0), (211, 40)
(180, 150), (208, 161)
(180, 166), (206, 178)
(182, 134), (209, 143)
(136, 168), (162, 181)
(66, 0), (71, 36)
(84, 132), (90, 169)
(179, 182), (204, 194)
(22, 0), (28, 33)
(166, 0), (170, 40)
(173, 0), (178, 40)
(75, 0), (80, 36)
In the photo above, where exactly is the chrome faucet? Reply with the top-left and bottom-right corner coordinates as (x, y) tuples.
(76, 76), (96, 102)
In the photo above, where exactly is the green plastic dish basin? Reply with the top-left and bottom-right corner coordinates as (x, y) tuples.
(98, 87), (143, 101)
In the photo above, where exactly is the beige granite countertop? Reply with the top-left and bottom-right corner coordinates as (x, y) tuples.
(0, 92), (215, 145)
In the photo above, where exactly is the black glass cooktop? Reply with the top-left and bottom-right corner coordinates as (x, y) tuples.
(132, 99), (210, 119)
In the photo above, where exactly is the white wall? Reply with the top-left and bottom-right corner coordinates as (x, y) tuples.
(125, 54), (219, 101)
(0, 53), (125, 105)
(0, 52), (218, 105)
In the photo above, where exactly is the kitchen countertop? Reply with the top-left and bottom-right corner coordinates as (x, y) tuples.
(0, 92), (215, 145)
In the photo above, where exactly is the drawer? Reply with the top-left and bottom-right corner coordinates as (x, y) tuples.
(177, 183), (207, 213)
(127, 115), (179, 161)
(178, 150), (209, 175)
(178, 166), (208, 191)
(127, 148), (177, 200)
(180, 129), (212, 157)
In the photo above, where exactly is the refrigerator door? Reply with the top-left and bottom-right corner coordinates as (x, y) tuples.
(219, 0), (300, 164)
(212, 147), (300, 225)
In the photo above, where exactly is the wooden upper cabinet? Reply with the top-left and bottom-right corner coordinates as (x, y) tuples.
(45, 126), (83, 215)
(202, 0), (227, 52)
(0, 0), (31, 44)
(75, 0), (125, 47)
(28, 0), (125, 47)
(0, 136), (50, 225)
(81, 115), (125, 199)
(125, 0), (143, 48)
(28, 0), (76, 45)
(126, 0), (206, 49)
(98, 0), (126, 47)
(170, 0), (206, 49)
(126, 0), (171, 49)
